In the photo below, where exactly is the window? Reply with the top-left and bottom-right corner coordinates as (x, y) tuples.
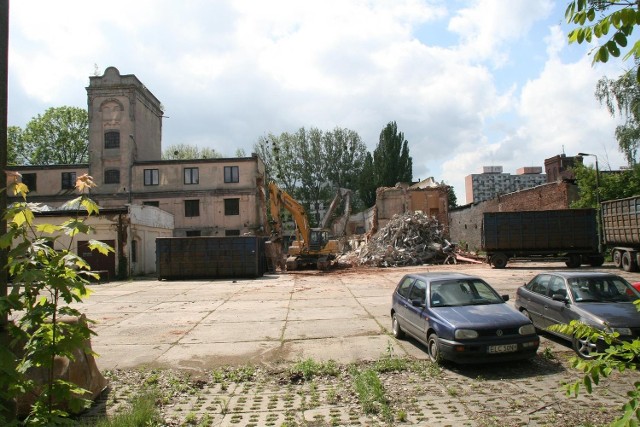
(131, 240), (137, 263)
(224, 166), (239, 183)
(144, 169), (159, 186)
(184, 200), (200, 217)
(184, 167), (199, 184)
(104, 131), (120, 149)
(225, 230), (240, 236)
(224, 198), (240, 215)
(61, 172), (76, 190)
(143, 201), (160, 207)
(104, 169), (120, 184)
(397, 277), (414, 299)
(186, 230), (201, 237)
(21, 173), (37, 191)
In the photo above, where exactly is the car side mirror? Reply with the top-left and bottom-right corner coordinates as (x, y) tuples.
(501, 294), (509, 302)
(552, 294), (568, 302)
(411, 299), (425, 308)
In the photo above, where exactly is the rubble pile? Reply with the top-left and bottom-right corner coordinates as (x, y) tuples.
(353, 212), (448, 267)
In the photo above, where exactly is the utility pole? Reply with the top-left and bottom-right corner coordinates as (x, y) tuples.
(0, 0), (14, 421)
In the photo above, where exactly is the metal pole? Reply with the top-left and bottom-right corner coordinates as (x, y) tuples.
(0, 0), (15, 422)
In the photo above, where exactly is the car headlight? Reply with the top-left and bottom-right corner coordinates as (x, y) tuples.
(605, 326), (632, 336)
(455, 329), (479, 339)
(519, 324), (536, 335)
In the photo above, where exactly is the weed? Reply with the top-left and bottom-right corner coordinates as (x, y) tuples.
(374, 355), (408, 373)
(447, 387), (459, 397)
(352, 368), (392, 421)
(397, 409), (408, 422)
(183, 411), (198, 425)
(290, 358), (339, 380)
(542, 347), (555, 360)
(81, 391), (163, 427)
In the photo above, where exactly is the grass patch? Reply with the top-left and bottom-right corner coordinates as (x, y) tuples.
(211, 365), (256, 383)
(290, 358), (339, 380)
(352, 368), (392, 421)
(82, 391), (162, 427)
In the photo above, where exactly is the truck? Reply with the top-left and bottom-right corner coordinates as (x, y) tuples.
(268, 182), (340, 270)
(482, 209), (604, 269)
(602, 195), (640, 272)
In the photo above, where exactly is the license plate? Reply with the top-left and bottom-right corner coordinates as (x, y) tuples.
(487, 344), (518, 354)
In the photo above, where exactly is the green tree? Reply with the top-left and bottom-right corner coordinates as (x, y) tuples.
(6, 126), (21, 165)
(358, 121), (413, 208)
(14, 107), (89, 165)
(373, 122), (412, 187)
(448, 186), (458, 209)
(595, 67), (640, 164)
(571, 163), (640, 208)
(565, 0), (640, 76)
(162, 144), (222, 160)
(254, 127), (367, 215)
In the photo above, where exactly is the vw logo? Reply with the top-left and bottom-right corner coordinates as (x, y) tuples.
(496, 329), (503, 336)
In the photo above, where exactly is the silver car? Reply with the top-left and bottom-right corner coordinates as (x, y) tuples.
(514, 271), (640, 358)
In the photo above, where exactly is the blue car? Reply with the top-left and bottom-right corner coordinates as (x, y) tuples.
(391, 272), (539, 363)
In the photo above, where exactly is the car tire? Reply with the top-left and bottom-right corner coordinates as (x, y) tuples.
(392, 313), (405, 339)
(572, 334), (597, 359)
(427, 333), (442, 363)
(589, 255), (605, 267)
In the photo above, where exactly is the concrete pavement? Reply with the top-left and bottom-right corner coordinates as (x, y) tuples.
(78, 262), (640, 372)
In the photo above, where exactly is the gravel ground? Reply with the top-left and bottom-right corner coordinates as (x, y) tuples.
(78, 348), (639, 427)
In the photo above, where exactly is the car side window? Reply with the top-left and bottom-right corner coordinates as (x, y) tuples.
(530, 275), (550, 296)
(408, 280), (426, 304)
(548, 277), (567, 299)
(397, 277), (414, 299)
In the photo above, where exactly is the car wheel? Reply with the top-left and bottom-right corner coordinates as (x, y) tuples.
(572, 335), (597, 359)
(427, 333), (442, 363)
(613, 250), (622, 268)
(622, 251), (638, 272)
(392, 313), (405, 339)
(589, 255), (605, 267)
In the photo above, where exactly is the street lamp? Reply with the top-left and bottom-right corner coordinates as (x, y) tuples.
(578, 152), (602, 251)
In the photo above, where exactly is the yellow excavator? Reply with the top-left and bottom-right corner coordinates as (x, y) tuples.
(268, 181), (340, 270)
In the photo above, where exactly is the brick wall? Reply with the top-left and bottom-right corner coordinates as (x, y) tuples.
(449, 181), (579, 252)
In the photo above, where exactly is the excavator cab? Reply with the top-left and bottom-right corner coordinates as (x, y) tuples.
(309, 229), (329, 251)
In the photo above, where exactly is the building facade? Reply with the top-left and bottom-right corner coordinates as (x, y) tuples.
(8, 66), (268, 277)
(464, 166), (547, 204)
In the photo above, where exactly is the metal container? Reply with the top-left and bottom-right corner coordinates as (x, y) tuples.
(156, 236), (266, 280)
(602, 196), (640, 246)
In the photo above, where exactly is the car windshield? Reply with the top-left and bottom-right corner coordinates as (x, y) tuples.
(568, 277), (640, 303)
(430, 279), (503, 307)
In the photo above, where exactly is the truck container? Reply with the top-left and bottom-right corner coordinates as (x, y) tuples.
(156, 236), (266, 280)
(602, 196), (640, 272)
(482, 209), (604, 269)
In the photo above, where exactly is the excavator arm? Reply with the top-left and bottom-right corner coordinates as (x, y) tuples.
(268, 181), (310, 251)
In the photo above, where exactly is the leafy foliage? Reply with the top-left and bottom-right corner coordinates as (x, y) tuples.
(571, 163), (640, 208)
(548, 317), (640, 426)
(565, 0), (640, 75)
(0, 173), (114, 425)
(358, 121), (413, 207)
(254, 126), (368, 219)
(12, 107), (89, 166)
(162, 143), (222, 160)
(595, 67), (640, 164)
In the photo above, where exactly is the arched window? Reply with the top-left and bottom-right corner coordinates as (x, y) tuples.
(104, 169), (120, 184)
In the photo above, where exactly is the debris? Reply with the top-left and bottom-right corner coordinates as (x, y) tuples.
(347, 211), (449, 267)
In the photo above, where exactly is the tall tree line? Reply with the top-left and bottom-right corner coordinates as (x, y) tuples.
(254, 122), (414, 223)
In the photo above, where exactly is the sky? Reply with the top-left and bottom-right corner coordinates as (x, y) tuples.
(6, 0), (634, 204)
